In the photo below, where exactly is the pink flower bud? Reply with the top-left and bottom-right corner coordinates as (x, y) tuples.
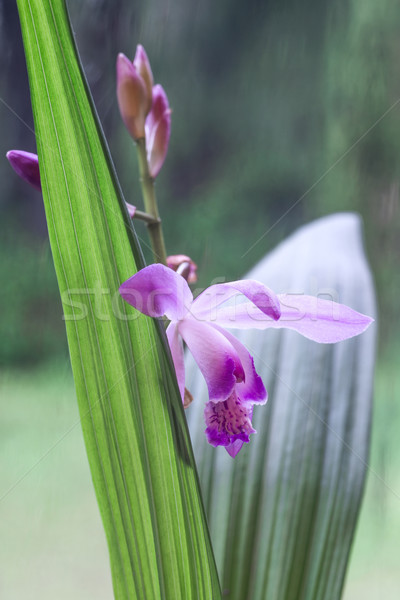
(133, 45), (154, 116)
(6, 149), (136, 219)
(6, 150), (41, 191)
(116, 53), (148, 140)
(125, 202), (137, 218)
(167, 254), (198, 283)
(145, 84), (171, 178)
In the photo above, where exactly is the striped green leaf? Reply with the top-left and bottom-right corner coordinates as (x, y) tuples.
(186, 213), (376, 600)
(16, 1), (220, 598)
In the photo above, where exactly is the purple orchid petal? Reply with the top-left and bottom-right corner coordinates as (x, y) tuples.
(166, 322), (185, 402)
(211, 295), (373, 343)
(191, 279), (281, 322)
(178, 317), (245, 402)
(204, 393), (256, 451)
(6, 150), (41, 191)
(212, 324), (267, 404)
(119, 263), (193, 321)
(225, 439), (246, 458)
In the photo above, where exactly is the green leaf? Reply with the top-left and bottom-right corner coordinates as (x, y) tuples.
(186, 214), (376, 600)
(16, 1), (220, 598)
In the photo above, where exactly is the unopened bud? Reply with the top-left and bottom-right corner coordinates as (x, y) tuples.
(145, 84), (171, 178)
(6, 150), (41, 191)
(167, 254), (198, 283)
(176, 261), (191, 280)
(6, 149), (136, 220)
(133, 45), (154, 116)
(116, 53), (148, 140)
(125, 203), (137, 218)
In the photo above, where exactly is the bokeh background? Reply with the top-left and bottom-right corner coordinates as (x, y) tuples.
(1, 0), (399, 597)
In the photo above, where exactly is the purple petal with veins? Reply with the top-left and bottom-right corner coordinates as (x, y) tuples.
(211, 295), (373, 343)
(178, 317), (245, 402)
(212, 323), (267, 404)
(119, 263), (193, 321)
(191, 278), (281, 322)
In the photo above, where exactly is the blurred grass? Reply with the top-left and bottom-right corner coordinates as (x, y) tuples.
(0, 237), (65, 366)
(343, 344), (400, 599)
(0, 362), (112, 599)
(1, 349), (399, 598)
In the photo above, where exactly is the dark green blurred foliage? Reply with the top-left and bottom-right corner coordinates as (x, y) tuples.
(316, 0), (400, 344)
(1, 0), (400, 365)
(0, 232), (64, 364)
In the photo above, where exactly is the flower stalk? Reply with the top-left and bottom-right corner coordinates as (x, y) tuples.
(133, 208), (161, 225)
(136, 137), (167, 264)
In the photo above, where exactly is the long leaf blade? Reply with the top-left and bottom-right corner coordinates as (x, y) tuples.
(16, 1), (220, 598)
(187, 213), (376, 600)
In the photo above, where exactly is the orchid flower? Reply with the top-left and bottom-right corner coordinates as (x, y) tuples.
(119, 264), (373, 457)
(6, 150), (137, 219)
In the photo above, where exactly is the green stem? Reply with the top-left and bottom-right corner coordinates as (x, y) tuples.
(133, 209), (161, 225)
(136, 138), (167, 264)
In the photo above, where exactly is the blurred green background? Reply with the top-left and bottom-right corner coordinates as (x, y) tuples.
(0, 0), (399, 597)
